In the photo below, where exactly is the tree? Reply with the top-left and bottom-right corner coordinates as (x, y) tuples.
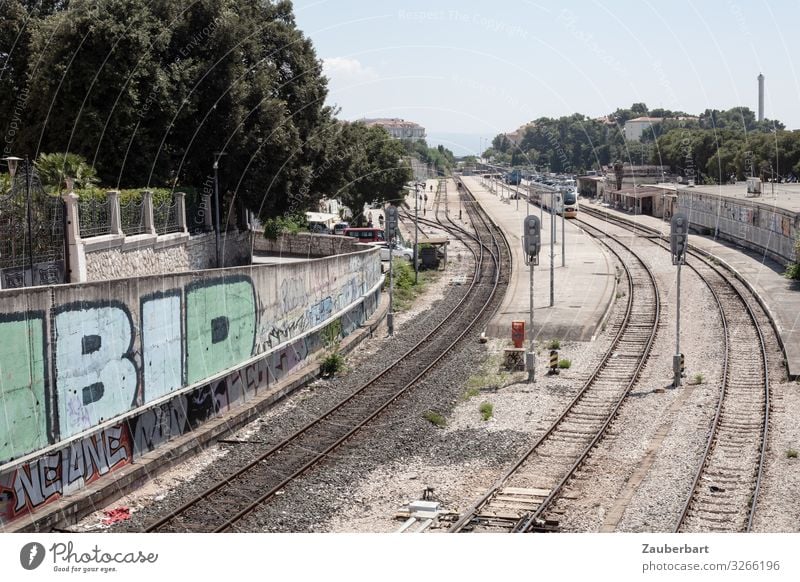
(307, 122), (411, 223)
(14, 0), (333, 219)
(35, 152), (99, 192)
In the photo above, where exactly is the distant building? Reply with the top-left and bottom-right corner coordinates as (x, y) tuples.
(623, 117), (663, 141)
(361, 118), (426, 140)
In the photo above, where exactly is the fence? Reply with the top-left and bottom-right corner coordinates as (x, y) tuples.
(0, 166), (66, 288)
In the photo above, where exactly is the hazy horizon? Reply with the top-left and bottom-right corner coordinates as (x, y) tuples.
(294, 0), (799, 135)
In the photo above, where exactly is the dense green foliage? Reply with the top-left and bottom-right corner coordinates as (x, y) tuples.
(486, 103), (795, 183)
(1, 0), (410, 221)
(402, 139), (455, 173)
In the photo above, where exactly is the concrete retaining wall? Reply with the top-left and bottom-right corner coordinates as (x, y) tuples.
(253, 232), (364, 257)
(678, 190), (799, 265)
(0, 245), (381, 527)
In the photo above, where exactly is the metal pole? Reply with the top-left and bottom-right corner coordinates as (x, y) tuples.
(25, 157), (33, 287)
(414, 185), (419, 285)
(539, 187), (543, 222)
(550, 191), (555, 307)
(388, 243), (394, 336)
(561, 207), (565, 267)
(213, 154), (222, 268)
(526, 183), (529, 215)
(529, 262), (535, 382)
(674, 261), (682, 387)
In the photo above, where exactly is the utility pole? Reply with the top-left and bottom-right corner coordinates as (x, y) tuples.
(213, 151), (227, 268)
(561, 195), (565, 267)
(550, 190), (555, 307)
(385, 205), (399, 336)
(414, 182), (421, 284)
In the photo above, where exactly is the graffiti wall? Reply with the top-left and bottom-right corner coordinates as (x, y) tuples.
(678, 189), (797, 264)
(0, 248), (381, 526)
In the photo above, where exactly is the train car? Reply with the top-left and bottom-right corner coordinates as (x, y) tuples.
(562, 188), (578, 218)
(504, 169), (522, 185)
(531, 187), (579, 218)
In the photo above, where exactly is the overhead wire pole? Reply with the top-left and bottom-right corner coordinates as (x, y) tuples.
(213, 151), (227, 268)
(561, 194), (565, 267)
(550, 190), (555, 307)
(414, 182), (420, 284)
(385, 205), (399, 337)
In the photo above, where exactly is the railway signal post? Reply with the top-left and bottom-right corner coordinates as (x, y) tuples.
(671, 213), (689, 387)
(385, 205), (399, 336)
(524, 215), (542, 382)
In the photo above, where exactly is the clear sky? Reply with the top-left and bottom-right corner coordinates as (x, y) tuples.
(293, 0), (800, 154)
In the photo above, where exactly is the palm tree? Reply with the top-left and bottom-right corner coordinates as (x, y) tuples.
(35, 152), (99, 194)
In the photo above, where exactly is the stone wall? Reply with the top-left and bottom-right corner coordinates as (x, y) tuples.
(84, 231), (252, 282)
(253, 232), (366, 257)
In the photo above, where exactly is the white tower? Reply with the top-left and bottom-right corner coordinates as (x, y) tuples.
(758, 73), (764, 122)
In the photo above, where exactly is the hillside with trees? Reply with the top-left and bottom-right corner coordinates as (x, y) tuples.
(485, 103), (797, 184)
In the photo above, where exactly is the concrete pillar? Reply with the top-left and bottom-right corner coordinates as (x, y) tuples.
(142, 190), (156, 235)
(202, 194), (213, 232)
(62, 192), (87, 283)
(107, 190), (123, 236)
(175, 191), (188, 233)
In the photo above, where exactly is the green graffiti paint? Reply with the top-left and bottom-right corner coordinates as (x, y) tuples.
(185, 279), (256, 385)
(0, 317), (47, 464)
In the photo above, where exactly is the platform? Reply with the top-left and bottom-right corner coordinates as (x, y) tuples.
(582, 200), (800, 378)
(460, 177), (615, 342)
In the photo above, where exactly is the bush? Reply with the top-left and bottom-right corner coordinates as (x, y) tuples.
(558, 358), (571, 369)
(547, 339), (561, 350)
(787, 449), (798, 459)
(692, 373), (704, 385)
(263, 214), (307, 240)
(479, 402), (493, 421)
(320, 352), (344, 377)
(423, 410), (446, 428)
(785, 263), (800, 280)
(463, 387), (480, 400)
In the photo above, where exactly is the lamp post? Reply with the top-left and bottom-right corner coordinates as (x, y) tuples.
(212, 151), (226, 268)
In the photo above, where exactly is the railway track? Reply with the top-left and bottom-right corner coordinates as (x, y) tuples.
(580, 206), (772, 532)
(450, 219), (660, 533)
(142, 180), (509, 533)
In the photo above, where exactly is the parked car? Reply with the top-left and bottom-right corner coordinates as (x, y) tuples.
(308, 221), (330, 234)
(333, 222), (349, 235)
(368, 241), (414, 261)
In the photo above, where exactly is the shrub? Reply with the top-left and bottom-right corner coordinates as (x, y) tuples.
(547, 339), (561, 350)
(558, 358), (571, 369)
(320, 352), (344, 377)
(423, 410), (446, 428)
(693, 373), (704, 385)
(263, 215), (307, 240)
(463, 387), (480, 400)
(787, 449), (798, 459)
(479, 402), (493, 421)
(785, 263), (800, 280)
(322, 319), (342, 349)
